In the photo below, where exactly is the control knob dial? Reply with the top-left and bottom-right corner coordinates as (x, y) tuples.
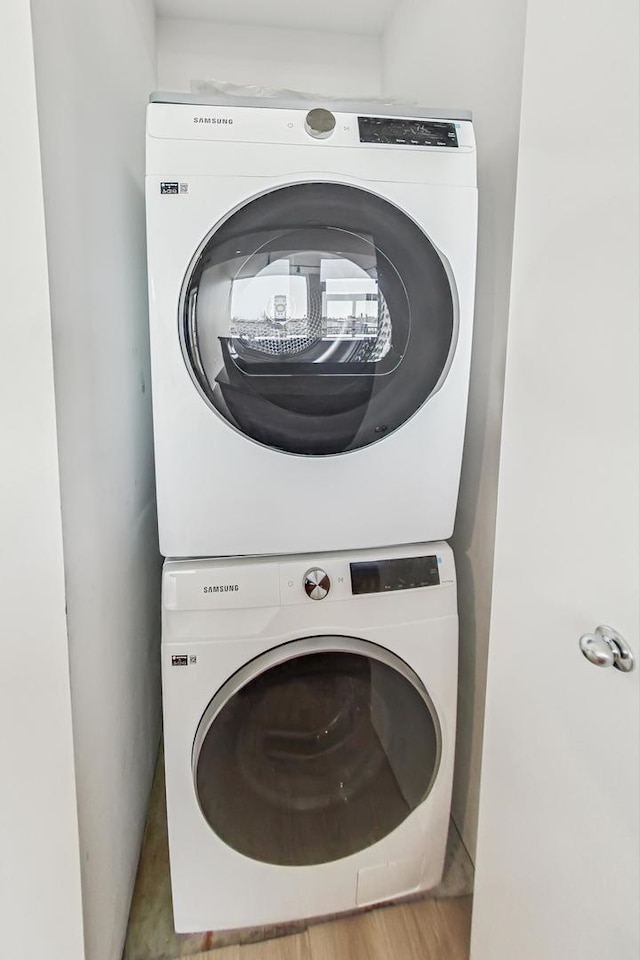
(303, 567), (331, 600)
(304, 108), (336, 140)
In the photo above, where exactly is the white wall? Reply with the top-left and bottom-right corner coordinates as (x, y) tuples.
(0, 0), (84, 954)
(157, 17), (382, 96)
(29, 1), (161, 959)
(382, 0), (527, 859)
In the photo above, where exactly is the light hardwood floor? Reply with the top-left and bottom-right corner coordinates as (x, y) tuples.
(189, 897), (472, 960)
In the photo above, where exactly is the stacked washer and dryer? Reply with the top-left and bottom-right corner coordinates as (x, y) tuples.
(145, 94), (477, 933)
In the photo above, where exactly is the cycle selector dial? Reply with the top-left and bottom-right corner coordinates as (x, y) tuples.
(303, 568), (331, 600)
(304, 108), (336, 139)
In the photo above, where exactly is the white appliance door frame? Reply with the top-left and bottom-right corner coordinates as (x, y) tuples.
(177, 180), (459, 458)
(190, 635), (442, 867)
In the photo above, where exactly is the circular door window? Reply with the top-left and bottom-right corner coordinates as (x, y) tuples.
(180, 183), (456, 456)
(192, 637), (441, 867)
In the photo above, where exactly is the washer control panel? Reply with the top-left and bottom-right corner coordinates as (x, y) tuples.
(163, 544), (454, 611)
(279, 549), (452, 606)
(350, 555), (440, 595)
(303, 567), (331, 600)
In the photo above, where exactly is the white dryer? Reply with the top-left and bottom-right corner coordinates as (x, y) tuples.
(146, 96), (477, 557)
(162, 542), (458, 932)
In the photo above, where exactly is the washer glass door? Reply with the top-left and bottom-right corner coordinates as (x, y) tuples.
(180, 183), (456, 455)
(192, 637), (441, 866)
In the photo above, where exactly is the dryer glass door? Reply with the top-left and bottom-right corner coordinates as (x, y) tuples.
(180, 183), (456, 455)
(192, 637), (441, 866)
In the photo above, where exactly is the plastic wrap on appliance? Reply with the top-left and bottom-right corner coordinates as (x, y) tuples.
(189, 78), (413, 107)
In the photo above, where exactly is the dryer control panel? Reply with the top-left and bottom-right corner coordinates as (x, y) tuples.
(147, 100), (476, 159)
(358, 116), (458, 148)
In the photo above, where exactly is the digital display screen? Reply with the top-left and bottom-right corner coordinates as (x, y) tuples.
(358, 116), (458, 148)
(350, 556), (440, 595)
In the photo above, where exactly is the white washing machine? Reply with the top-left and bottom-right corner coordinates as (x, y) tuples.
(162, 541), (458, 932)
(146, 95), (477, 558)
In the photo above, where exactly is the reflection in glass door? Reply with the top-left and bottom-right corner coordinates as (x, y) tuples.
(180, 183), (456, 455)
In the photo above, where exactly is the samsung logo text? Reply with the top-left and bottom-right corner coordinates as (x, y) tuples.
(193, 117), (234, 125)
(203, 584), (240, 593)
